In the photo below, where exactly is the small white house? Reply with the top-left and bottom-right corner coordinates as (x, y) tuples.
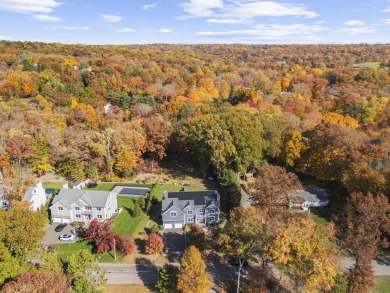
(289, 188), (329, 211)
(23, 182), (48, 211)
(72, 179), (89, 190)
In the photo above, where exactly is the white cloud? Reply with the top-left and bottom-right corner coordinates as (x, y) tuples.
(380, 19), (390, 24)
(339, 27), (375, 34)
(181, 0), (223, 18)
(158, 28), (172, 33)
(45, 26), (92, 30)
(117, 28), (136, 33)
(32, 14), (62, 22)
(180, 0), (318, 21)
(383, 7), (390, 12)
(0, 0), (61, 13)
(207, 18), (252, 24)
(345, 20), (364, 26)
(0, 35), (13, 40)
(197, 24), (326, 39)
(100, 14), (123, 23)
(143, 3), (156, 10)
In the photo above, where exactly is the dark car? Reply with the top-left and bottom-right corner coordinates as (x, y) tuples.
(55, 223), (67, 232)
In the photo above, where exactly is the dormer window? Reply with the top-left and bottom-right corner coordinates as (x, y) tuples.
(170, 211), (177, 217)
(187, 210), (193, 215)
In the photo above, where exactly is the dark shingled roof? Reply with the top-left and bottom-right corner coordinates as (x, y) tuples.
(119, 187), (150, 196)
(167, 191), (218, 205)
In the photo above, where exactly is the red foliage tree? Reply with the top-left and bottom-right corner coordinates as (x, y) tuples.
(187, 224), (207, 251)
(84, 219), (121, 253)
(1, 272), (70, 293)
(145, 233), (164, 255)
(119, 236), (137, 255)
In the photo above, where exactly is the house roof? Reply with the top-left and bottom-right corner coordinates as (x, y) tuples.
(73, 180), (82, 186)
(23, 187), (35, 202)
(51, 189), (113, 209)
(166, 190), (219, 205)
(119, 187), (150, 196)
(292, 188), (329, 202)
(162, 190), (219, 214)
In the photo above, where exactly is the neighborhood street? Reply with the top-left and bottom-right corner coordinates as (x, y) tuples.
(340, 257), (390, 276)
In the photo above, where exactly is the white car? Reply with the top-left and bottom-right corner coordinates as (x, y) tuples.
(59, 234), (75, 241)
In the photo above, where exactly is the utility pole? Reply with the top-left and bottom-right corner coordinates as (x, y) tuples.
(113, 238), (116, 260)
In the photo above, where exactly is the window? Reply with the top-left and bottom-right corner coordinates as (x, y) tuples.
(76, 214), (81, 219)
(75, 207), (80, 210)
(97, 215), (102, 219)
(187, 210), (193, 215)
(85, 206), (92, 210)
(58, 207), (63, 211)
(97, 207), (102, 211)
(86, 215), (91, 220)
(209, 209), (215, 214)
(197, 208), (204, 214)
(170, 211), (177, 217)
(187, 217), (193, 222)
(210, 216), (215, 222)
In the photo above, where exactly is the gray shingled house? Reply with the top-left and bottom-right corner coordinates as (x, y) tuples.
(161, 188), (220, 229)
(50, 189), (118, 224)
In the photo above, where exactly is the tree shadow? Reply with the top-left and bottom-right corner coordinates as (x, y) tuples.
(135, 239), (146, 254)
(206, 260), (237, 292)
(163, 231), (185, 254)
(135, 257), (158, 290)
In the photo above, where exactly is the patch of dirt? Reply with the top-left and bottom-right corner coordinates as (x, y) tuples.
(37, 171), (66, 183)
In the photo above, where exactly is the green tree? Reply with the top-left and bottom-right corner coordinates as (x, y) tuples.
(156, 264), (179, 293)
(67, 250), (106, 288)
(40, 252), (63, 274)
(177, 246), (211, 293)
(72, 275), (97, 293)
(217, 168), (241, 212)
(218, 207), (271, 293)
(0, 206), (46, 260)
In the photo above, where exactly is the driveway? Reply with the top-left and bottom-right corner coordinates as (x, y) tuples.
(42, 224), (77, 245)
(163, 229), (185, 253)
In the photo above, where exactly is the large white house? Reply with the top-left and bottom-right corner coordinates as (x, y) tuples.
(23, 182), (48, 211)
(50, 189), (118, 224)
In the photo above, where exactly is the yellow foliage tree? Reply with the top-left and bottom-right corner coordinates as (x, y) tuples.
(266, 215), (338, 293)
(282, 131), (304, 167)
(322, 112), (359, 128)
(177, 246), (211, 293)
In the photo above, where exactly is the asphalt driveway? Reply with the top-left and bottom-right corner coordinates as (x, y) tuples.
(163, 229), (185, 253)
(42, 224), (77, 245)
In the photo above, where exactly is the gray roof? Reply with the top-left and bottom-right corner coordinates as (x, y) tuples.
(162, 190), (219, 213)
(73, 180), (82, 186)
(52, 189), (113, 209)
(292, 188), (329, 202)
(23, 187), (35, 202)
(119, 187), (150, 195)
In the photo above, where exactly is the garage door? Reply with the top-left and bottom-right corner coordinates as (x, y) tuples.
(52, 217), (62, 223)
(62, 218), (71, 223)
(174, 223), (183, 229)
(164, 223), (173, 229)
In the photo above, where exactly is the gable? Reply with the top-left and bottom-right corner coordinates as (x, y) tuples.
(162, 205), (183, 215)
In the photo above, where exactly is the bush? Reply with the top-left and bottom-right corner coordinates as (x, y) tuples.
(187, 224), (207, 251)
(131, 203), (142, 218)
(120, 236), (137, 255)
(158, 225), (164, 231)
(151, 225), (159, 234)
(145, 233), (164, 254)
(156, 264), (179, 293)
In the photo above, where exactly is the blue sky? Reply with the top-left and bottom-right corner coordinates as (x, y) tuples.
(0, 0), (390, 44)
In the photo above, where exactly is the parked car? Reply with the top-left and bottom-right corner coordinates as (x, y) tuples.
(59, 234), (75, 241)
(55, 224), (67, 232)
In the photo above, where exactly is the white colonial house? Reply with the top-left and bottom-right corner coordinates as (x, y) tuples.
(289, 188), (329, 211)
(50, 189), (118, 224)
(23, 182), (48, 211)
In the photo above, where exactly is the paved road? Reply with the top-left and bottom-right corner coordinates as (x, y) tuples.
(101, 263), (160, 284)
(340, 257), (390, 276)
(240, 187), (252, 208)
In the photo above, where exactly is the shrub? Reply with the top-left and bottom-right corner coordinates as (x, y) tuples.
(120, 236), (137, 255)
(151, 225), (159, 234)
(131, 203), (142, 218)
(156, 264), (179, 293)
(145, 233), (164, 254)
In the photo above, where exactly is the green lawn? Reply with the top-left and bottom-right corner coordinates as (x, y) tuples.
(150, 183), (205, 200)
(352, 62), (382, 68)
(374, 276), (390, 293)
(57, 240), (123, 263)
(87, 183), (153, 191)
(111, 196), (149, 238)
(42, 181), (64, 189)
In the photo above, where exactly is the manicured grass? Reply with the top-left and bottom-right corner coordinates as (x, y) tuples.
(87, 183), (153, 191)
(57, 240), (93, 261)
(42, 181), (64, 189)
(373, 276), (390, 293)
(310, 207), (332, 225)
(105, 284), (152, 293)
(111, 196), (149, 238)
(150, 183), (205, 200)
